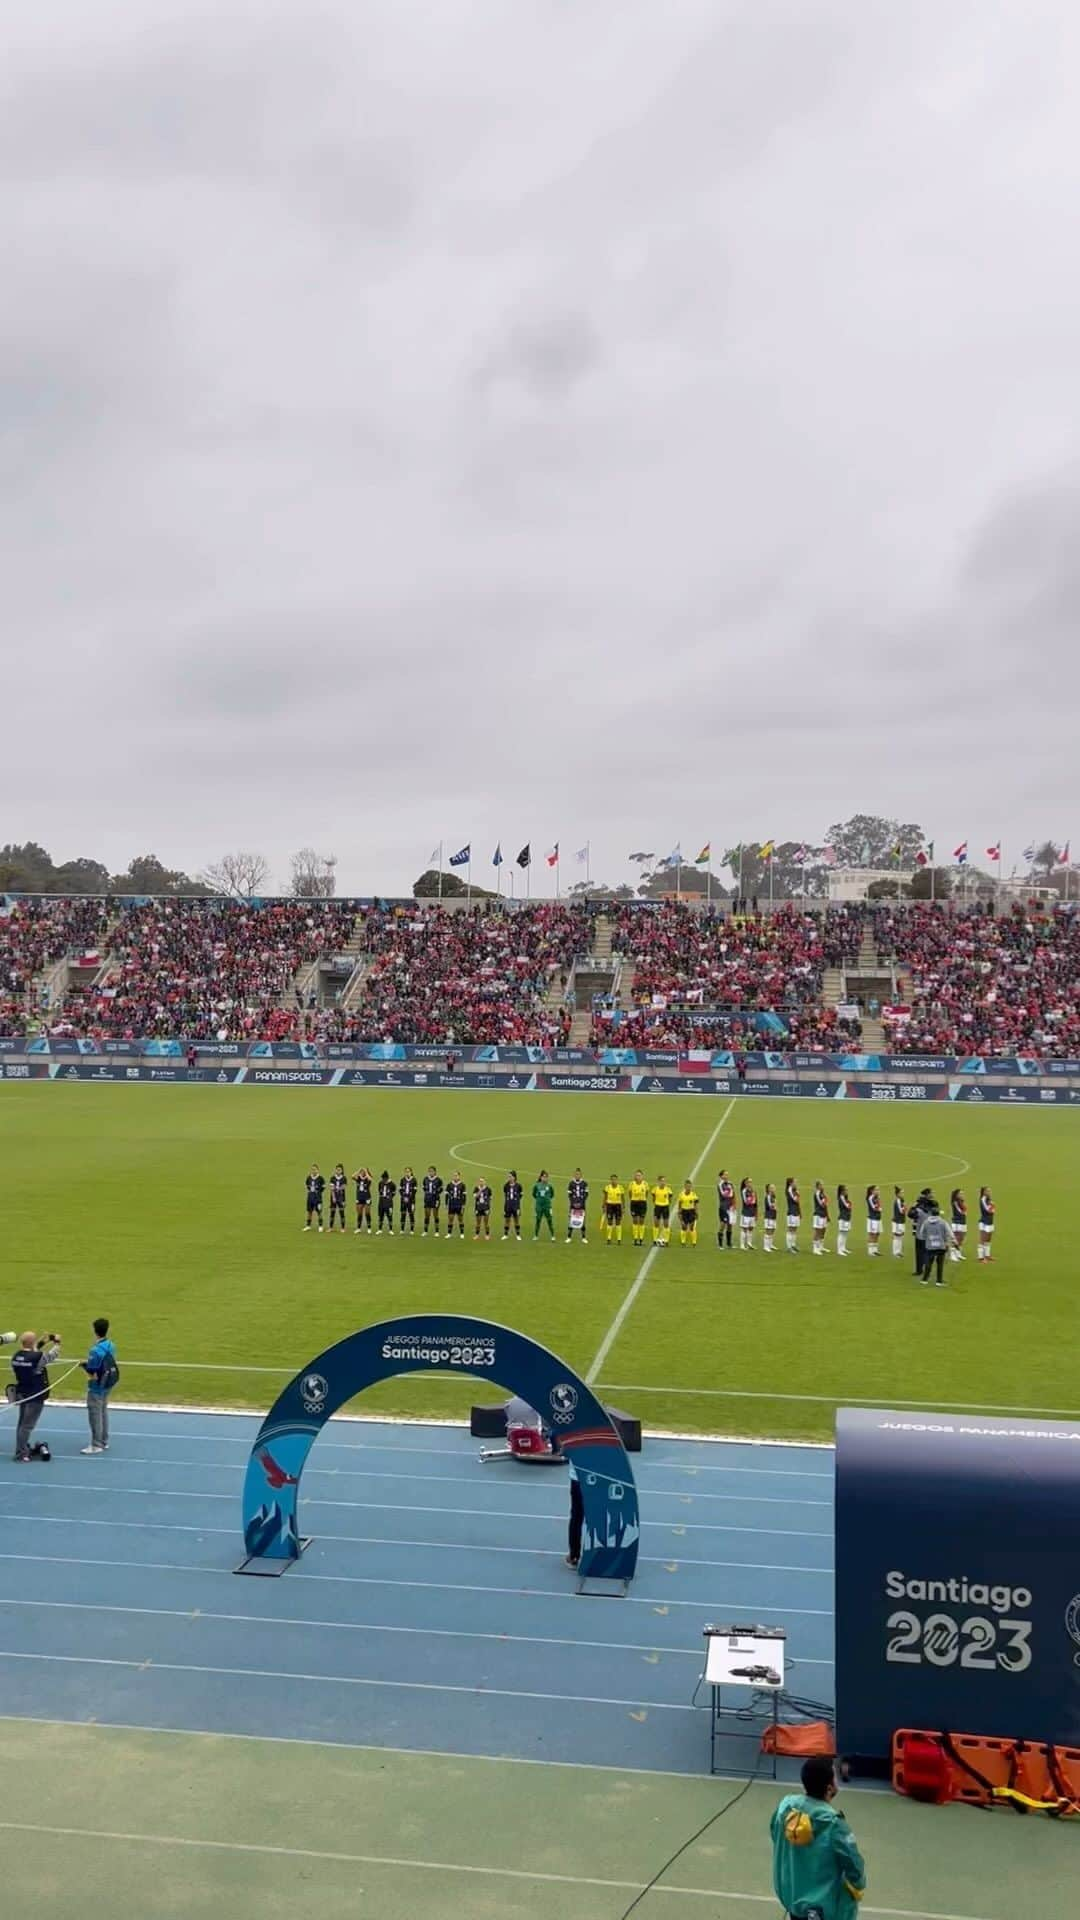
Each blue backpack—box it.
[96,1348,120,1392]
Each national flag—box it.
[449,844,470,867]
[695,843,710,865]
[1059,842,1071,864]
[658,845,681,869]
[759,839,775,861]
[952,841,968,865]
[891,840,903,861]
[427,845,441,868]
[985,843,1001,863]
[793,845,808,864]
[492,843,503,867]
[575,845,589,864]
[546,843,559,867]
[516,844,531,869]
[1022,843,1035,864]
[915,850,929,868]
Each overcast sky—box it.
[2,0,1078,894]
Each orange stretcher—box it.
[893,1728,1080,1815]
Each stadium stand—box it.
[0,898,111,1034]
[597,902,866,1049]
[54,899,358,1041]
[4,894,1078,1055]
[320,900,595,1045]
[878,902,1080,1058]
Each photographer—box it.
[10,1331,62,1463]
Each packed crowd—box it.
[4,893,1079,1058]
[590,1004,862,1051]
[58,900,358,1040]
[0,898,111,1034]
[316,901,595,1046]
[595,902,867,1048]
[878,902,1080,1057]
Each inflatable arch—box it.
[238,1314,639,1585]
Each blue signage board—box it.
[836,1407,1080,1765]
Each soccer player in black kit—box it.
[328,1164,347,1232]
[716,1170,735,1249]
[445,1175,467,1238]
[376,1171,396,1234]
[304,1165,325,1232]
[354,1166,372,1234]
[502,1171,523,1241]
[399,1167,418,1234]
[474,1179,492,1239]
[422,1167,443,1236]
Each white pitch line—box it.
[0,1820,998,1919]
[586,1100,736,1383]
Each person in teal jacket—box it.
[770,1758,867,1920]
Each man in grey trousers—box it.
[80,1317,118,1454]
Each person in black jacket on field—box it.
[907,1188,934,1279]
[10,1332,62,1462]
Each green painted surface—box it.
[0,1722,1073,1918]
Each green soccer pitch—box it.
[1,1082,1075,1441]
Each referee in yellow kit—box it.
[602,1174,625,1244]
[627,1169,649,1246]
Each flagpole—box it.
[706,850,712,911]
[586,841,591,889]
[737,844,744,908]
[467,854,471,908]
[556,851,560,901]
[438,841,443,903]
[768,849,774,910]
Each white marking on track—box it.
[0,1819,996,1916]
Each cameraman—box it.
[10,1331,62,1463]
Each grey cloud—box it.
[2,0,1079,890]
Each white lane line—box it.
[16,1472,827,1517]
[0,1820,995,1918]
[0,1506,830,1549]
[0,1548,835,1593]
[69,1453,831,1502]
[586,1100,736,1383]
[33,1423,834,1474]
[0,1647,703,1714]
[0,1594,777,1660]
[599,1383,1080,1415]
[0,1545,833,1614]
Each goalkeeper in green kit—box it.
[532,1170,556,1240]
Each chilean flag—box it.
[952,841,968,865]
[546,843,559,867]
[1060,842,1071,865]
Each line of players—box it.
[302,1164,997,1260]
[304,1164,571,1240]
